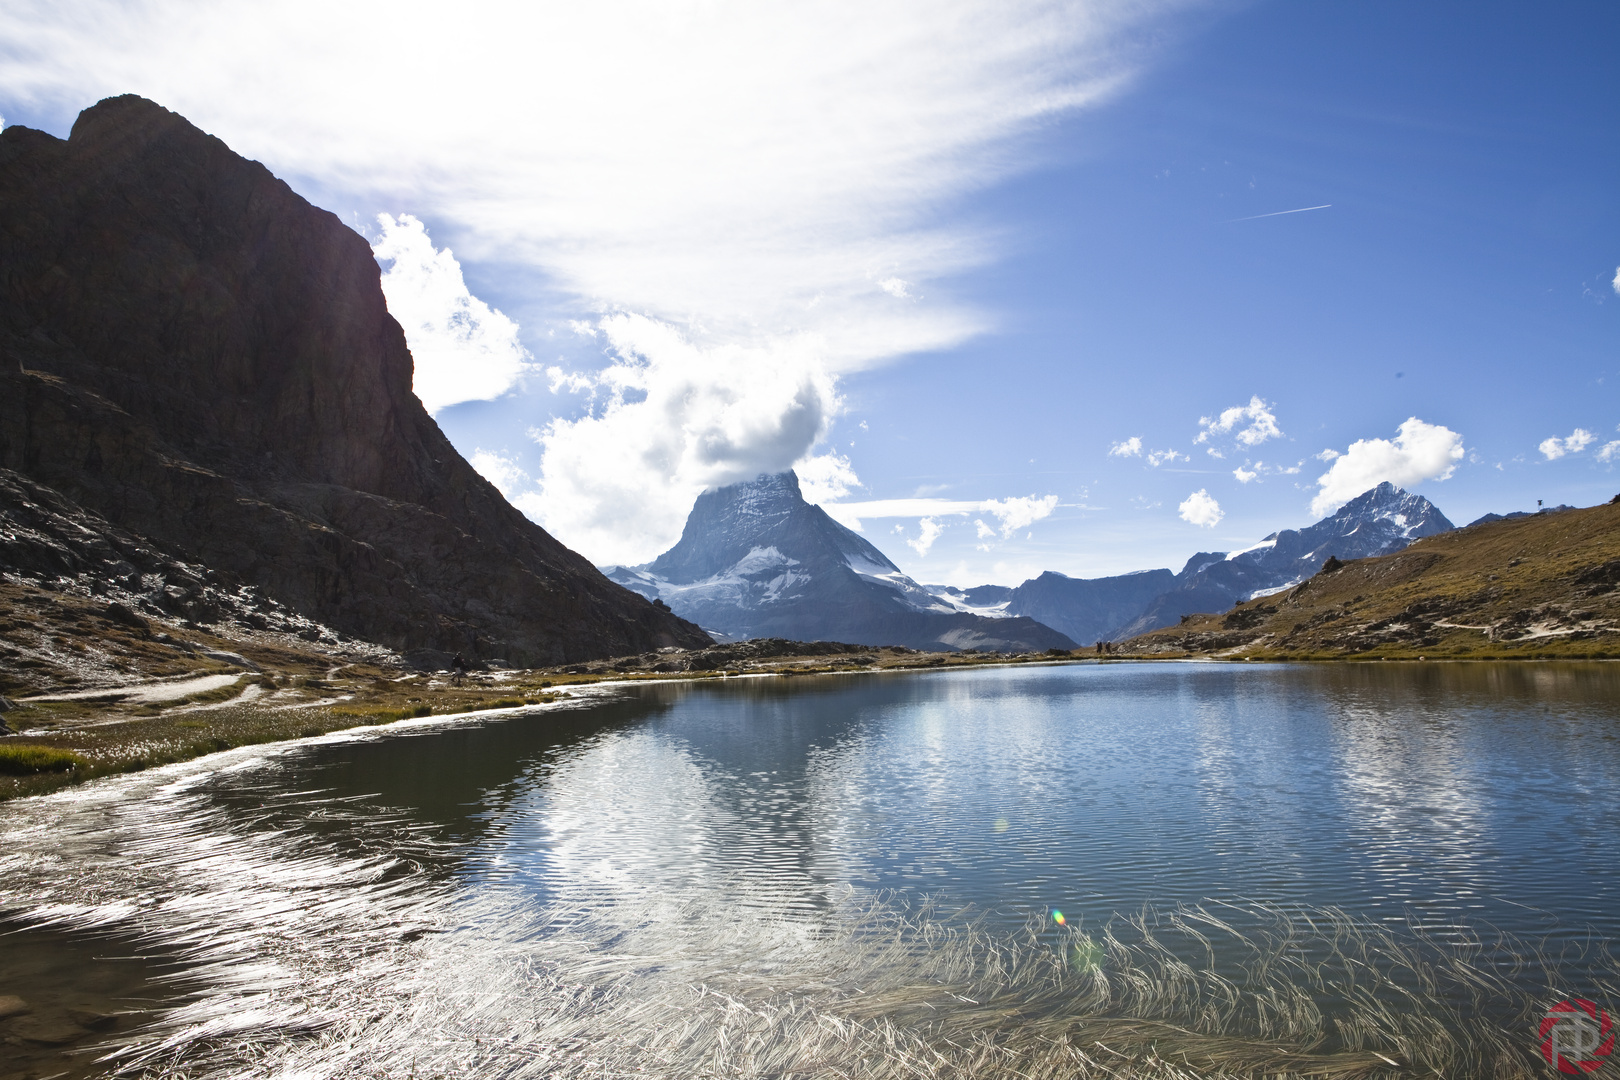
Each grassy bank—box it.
[1124,501,1620,660]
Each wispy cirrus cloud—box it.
[0,0,1190,561]
[823,494,1058,539]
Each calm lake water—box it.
[4,660,1620,1075]
[289,660,1620,937]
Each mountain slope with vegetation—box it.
[1124,500,1620,659]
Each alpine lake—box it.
[4,659,1620,1078]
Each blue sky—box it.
[2,0,1616,585]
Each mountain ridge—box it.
[1112,482,1454,637]
[928,483,1455,646]
[0,95,708,665]
[608,471,1076,652]
[1123,498,1620,658]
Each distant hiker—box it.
[451,653,469,686]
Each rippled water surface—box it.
[5,661,1620,1077]
[290,661,1620,936]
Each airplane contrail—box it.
[1228,203,1332,222]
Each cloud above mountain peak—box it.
[1311,418,1464,517]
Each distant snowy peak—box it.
[1326,481,1452,539]
[608,470,1077,651]
[1227,483,1452,574]
[646,471,898,585]
[967,484,1458,645]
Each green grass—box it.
[0,744,86,774]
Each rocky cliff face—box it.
[607,472,1076,652]
[0,95,709,665]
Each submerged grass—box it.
[1,731,1609,1079]
[96,891,1604,1080]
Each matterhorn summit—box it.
[605,472,1075,652]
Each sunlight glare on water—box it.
[2,661,1619,1077]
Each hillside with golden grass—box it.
[1123,499,1620,660]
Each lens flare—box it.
[1052,910,1066,925]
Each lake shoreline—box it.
[5,647,1616,803]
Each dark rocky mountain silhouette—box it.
[605,472,1076,652]
[0,95,708,666]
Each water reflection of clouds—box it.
[7,663,1620,1076]
[493,729,737,906]
[444,665,1620,941]
[1189,690,1311,889]
[467,680,887,920]
[1328,697,1498,930]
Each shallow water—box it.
[4,661,1619,1076]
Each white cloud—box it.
[1315,448,1341,462]
[1109,436,1143,458]
[469,449,529,498]
[975,519,996,539]
[1540,428,1597,460]
[0,0,1187,561]
[1196,395,1282,449]
[797,452,861,505]
[825,493,1057,539]
[1597,441,1620,463]
[1147,448,1187,466]
[1231,459,1297,483]
[907,517,945,556]
[545,365,596,395]
[1178,489,1223,528]
[1310,417,1465,517]
[981,494,1060,537]
[371,214,530,413]
[1613,266,1620,296]
[1,13,1164,367]
[529,315,839,565]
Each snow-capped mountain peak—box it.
[604,471,1075,651]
